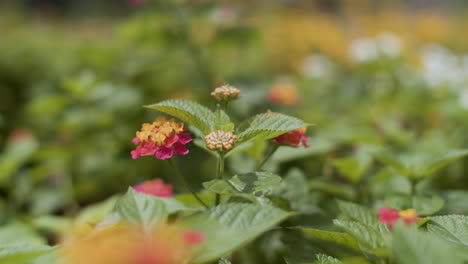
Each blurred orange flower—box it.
[268,82,299,106]
[62,224,203,264]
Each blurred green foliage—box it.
[0,1,468,263]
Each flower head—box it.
[378,207,420,228]
[131,117,192,160]
[62,224,203,264]
[133,179,173,198]
[210,85,241,102]
[398,209,420,225]
[272,127,310,148]
[268,82,299,106]
[205,130,237,151]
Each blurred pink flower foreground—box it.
[133,179,173,197]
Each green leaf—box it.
[218,258,232,264]
[0,224,45,247]
[333,219,388,255]
[332,152,372,183]
[373,149,468,179]
[212,109,234,131]
[203,171,281,196]
[203,179,239,195]
[427,215,468,247]
[392,224,464,264]
[114,188,186,229]
[422,150,468,176]
[75,195,119,227]
[146,99,215,134]
[182,203,291,263]
[295,228,361,252]
[237,112,310,144]
[315,254,342,264]
[0,245,53,264]
[230,171,282,194]
[336,200,378,227]
[384,194,444,215]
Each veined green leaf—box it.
[146,99,215,134]
[336,200,378,227]
[183,203,291,263]
[384,194,444,215]
[295,227,361,252]
[392,224,464,264]
[237,112,310,144]
[114,188,186,229]
[332,152,372,183]
[0,245,53,264]
[212,109,234,131]
[333,219,388,255]
[315,254,342,264]
[427,215,468,247]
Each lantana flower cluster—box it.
[205,130,238,151]
[62,224,204,264]
[210,85,241,102]
[133,179,173,198]
[131,117,192,160]
[378,207,420,228]
[272,127,310,148]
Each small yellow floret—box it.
[398,208,417,218]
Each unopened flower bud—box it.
[205,130,238,151]
[210,85,240,102]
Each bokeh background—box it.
[1,0,468,224]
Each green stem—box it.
[257,144,280,170]
[215,153,225,206]
[167,159,209,209]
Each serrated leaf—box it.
[332,152,372,183]
[212,109,234,131]
[203,171,281,196]
[114,188,186,229]
[0,245,53,264]
[0,224,45,247]
[237,112,310,144]
[336,200,378,227]
[218,258,232,264]
[315,254,342,264]
[373,149,468,179]
[333,219,388,255]
[295,228,361,252]
[230,171,282,194]
[392,224,464,264]
[384,194,444,215]
[146,99,215,134]
[182,203,291,263]
[427,215,468,247]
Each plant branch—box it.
[167,159,209,209]
[257,144,280,170]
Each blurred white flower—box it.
[348,32,402,63]
[376,32,402,57]
[349,37,378,62]
[301,54,334,78]
[420,44,467,88]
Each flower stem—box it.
[257,144,280,170]
[215,153,225,206]
[167,159,209,209]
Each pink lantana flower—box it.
[272,127,310,148]
[131,117,192,160]
[133,179,173,197]
[378,207,420,228]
